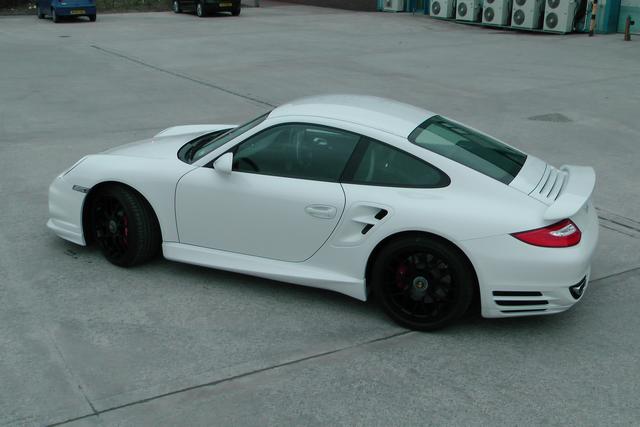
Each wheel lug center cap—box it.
[413,276,429,290]
[108,220,117,234]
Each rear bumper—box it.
[461,200,599,318]
[53,5,96,16]
[203,0,239,11]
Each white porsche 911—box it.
[48,95,598,330]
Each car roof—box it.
[268,95,436,138]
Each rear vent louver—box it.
[530,165,567,205]
[492,290,549,313]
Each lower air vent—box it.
[500,309,547,313]
[493,291,542,297]
[496,300,549,306]
[493,290,549,312]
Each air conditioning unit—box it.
[456,0,482,21]
[482,0,512,25]
[383,0,405,12]
[511,0,544,29]
[431,0,457,18]
[543,0,578,32]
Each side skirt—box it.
[162,242,367,301]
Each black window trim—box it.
[340,137,451,189]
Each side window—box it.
[346,138,449,188]
[232,124,360,182]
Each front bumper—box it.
[47,175,87,246]
[461,200,599,318]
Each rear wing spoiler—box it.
[543,165,596,221]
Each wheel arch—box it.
[81,181,162,245]
[364,231,480,306]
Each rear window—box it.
[408,116,527,184]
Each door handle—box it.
[305,205,337,219]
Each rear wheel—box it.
[172,0,181,13]
[196,1,206,17]
[371,235,474,331]
[91,185,160,267]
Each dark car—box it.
[172,0,241,17]
[37,0,97,22]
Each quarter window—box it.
[232,124,360,182]
[409,116,526,184]
[344,138,449,188]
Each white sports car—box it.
[48,95,598,330]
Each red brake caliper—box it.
[395,262,409,290]
[123,215,128,245]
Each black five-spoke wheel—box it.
[372,235,474,331]
[91,185,160,267]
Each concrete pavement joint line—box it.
[90,45,275,108]
[48,333,99,417]
[590,265,640,284]
[46,330,413,427]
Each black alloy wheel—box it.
[91,185,160,267]
[371,235,474,331]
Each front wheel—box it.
[37,7,45,18]
[371,235,475,331]
[91,185,161,267]
[231,6,240,16]
[89,14,96,21]
[195,1,206,17]
[172,0,181,13]
[52,8,60,23]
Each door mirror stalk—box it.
[213,152,233,174]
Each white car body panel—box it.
[175,169,346,262]
[47,95,599,319]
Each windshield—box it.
[408,116,527,185]
[186,112,270,163]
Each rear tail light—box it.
[511,219,581,248]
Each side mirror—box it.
[213,152,233,174]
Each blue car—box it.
[36,0,97,23]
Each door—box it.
[175,123,361,262]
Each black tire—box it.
[231,6,240,16]
[371,235,474,331]
[37,8,45,18]
[89,14,96,21]
[91,185,161,267]
[195,1,207,17]
[172,0,182,13]
[52,8,60,23]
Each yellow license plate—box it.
[219,2,232,6]
[70,9,85,14]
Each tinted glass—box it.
[189,113,269,163]
[409,116,526,184]
[347,138,448,188]
[233,124,360,182]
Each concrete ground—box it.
[1,3,640,426]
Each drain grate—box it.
[527,113,572,123]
